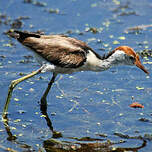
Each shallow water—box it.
[0,0,152,151]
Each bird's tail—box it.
[7,29,41,42]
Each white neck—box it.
[85,50,126,72]
[101,50,127,70]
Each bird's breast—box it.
[84,50,103,71]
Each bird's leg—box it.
[3,69,42,118]
[40,73,57,110]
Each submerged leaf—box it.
[136,86,144,90]
[113,40,120,44]
[118,36,125,40]
[14,98,19,101]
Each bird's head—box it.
[112,46,149,74]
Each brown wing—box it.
[22,35,90,68]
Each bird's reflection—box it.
[2,98,62,151]
[2,103,147,152]
[2,114,32,151]
[40,100,63,138]
[2,115,17,141]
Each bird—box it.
[3,30,149,116]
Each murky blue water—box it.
[0,0,152,151]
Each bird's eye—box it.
[129,56,135,64]
[129,56,134,60]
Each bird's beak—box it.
[135,55,149,74]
